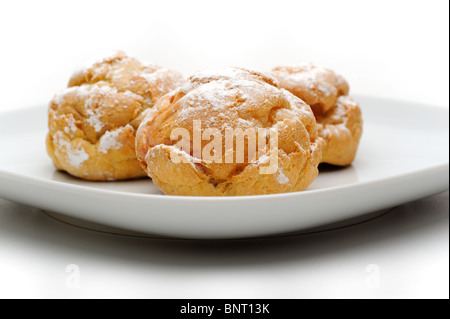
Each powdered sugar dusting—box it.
[54,84,118,106]
[187,81,237,108]
[61,82,119,100]
[277,171,290,184]
[123,90,141,99]
[290,72,316,89]
[99,126,129,153]
[54,85,128,133]
[177,70,282,123]
[86,109,104,132]
[318,98,358,139]
[141,69,184,94]
[273,63,343,99]
[291,64,328,87]
[191,67,249,82]
[64,117,78,134]
[54,132,89,168]
[110,67,130,83]
[318,83,333,97]
[176,82,240,123]
[53,87,78,105]
[320,124,348,139]
[338,95,358,108]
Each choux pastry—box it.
[136,67,324,196]
[47,51,185,180]
[271,64,362,166]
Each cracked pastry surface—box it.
[46,52,185,181]
[316,96,363,166]
[271,64,362,166]
[136,67,324,196]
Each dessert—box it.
[271,64,363,166]
[136,67,323,196]
[46,52,185,180]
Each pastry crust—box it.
[271,64,362,166]
[136,67,324,196]
[47,52,185,180]
[316,96,363,166]
[271,64,349,114]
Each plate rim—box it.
[0,160,448,202]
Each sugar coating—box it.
[54,132,89,168]
[47,51,185,181]
[64,117,78,134]
[277,171,290,184]
[98,126,131,154]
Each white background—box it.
[0,0,448,112]
[0,0,448,299]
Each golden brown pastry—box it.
[316,96,363,166]
[271,64,362,166]
[47,51,185,181]
[136,67,324,196]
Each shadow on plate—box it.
[318,163,352,173]
[0,192,447,269]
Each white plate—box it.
[0,96,448,239]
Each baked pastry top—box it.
[271,64,350,115]
[136,67,324,196]
[271,64,362,166]
[46,51,185,181]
